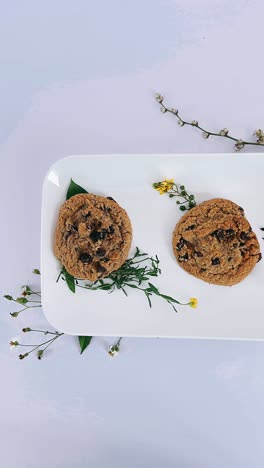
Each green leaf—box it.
[147,283,160,294]
[159,293,180,304]
[66,179,88,200]
[78,336,93,354]
[61,268,76,293]
[32,268,41,275]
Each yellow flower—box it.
[153,178,174,195]
[189,297,198,308]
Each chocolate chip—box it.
[103,257,109,262]
[201,268,206,272]
[186,224,195,231]
[97,263,107,273]
[107,196,116,202]
[239,242,245,247]
[96,248,106,258]
[239,206,244,213]
[260,227,264,231]
[90,230,101,242]
[228,257,232,262]
[90,230,107,242]
[240,232,248,240]
[213,229,225,241]
[71,225,78,231]
[82,211,91,218]
[225,229,235,238]
[195,251,203,257]
[103,205,111,213]
[179,253,189,262]
[176,238,185,251]
[108,225,115,234]
[79,253,93,264]
[257,253,262,262]
[212,258,220,265]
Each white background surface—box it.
[1,1,264,467]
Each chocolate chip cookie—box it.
[172,198,261,286]
[54,193,132,281]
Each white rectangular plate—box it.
[41,154,264,339]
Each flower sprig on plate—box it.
[155,93,264,152]
[58,246,197,313]
[153,178,196,211]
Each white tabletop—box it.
[1,1,264,467]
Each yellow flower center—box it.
[153,178,174,195]
[189,298,198,308]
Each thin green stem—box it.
[29,329,61,335]
[19,334,63,355]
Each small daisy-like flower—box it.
[155,93,164,103]
[191,120,198,126]
[219,128,229,136]
[153,179,175,195]
[19,353,29,360]
[9,337,20,350]
[171,108,178,115]
[4,295,13,301]
[189,298,198,308]
[202,132,209,139]
[160,107,167,113]
[37,350,44,360]
[108,345,119,357]
[10,312,19,318]
[178,119,184,127]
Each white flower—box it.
[202,132,209,139]
[9,337,20,351]
[253,129,264,138]
[178,119,184,127]
[234,139,244,152]
[219,128,229,136]
[253,129,264,144]
[171,108,178,115]
[160,107,167,113]
[155,93,164,103]
[191,120,198,126]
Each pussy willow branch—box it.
[155,94,264,151]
